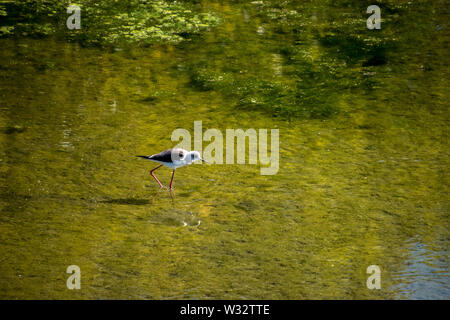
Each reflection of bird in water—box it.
[137,148,207,190]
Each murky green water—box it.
[0,1,448,299]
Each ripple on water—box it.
[392,239,450,299]
[148,208,201,228]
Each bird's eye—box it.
[179,152,183,157]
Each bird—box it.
[137,148,207,190]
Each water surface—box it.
[0,1,448,299]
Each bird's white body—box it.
[148,157,190,169]
[148,159,182,169]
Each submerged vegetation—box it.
[181,0,443,119]
[0,0,447,120]
[0,0,221,44]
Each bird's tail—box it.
[136,155,152,160]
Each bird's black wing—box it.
[137,148,185,163]
[148,149,174,163]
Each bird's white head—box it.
[188,151,208,163]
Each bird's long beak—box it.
[201,159,209,164]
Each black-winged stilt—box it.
[137,148,207,190]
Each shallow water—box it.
[0,1,448,299]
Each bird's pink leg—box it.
[150,165,164,188]
[169,170,175,190]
